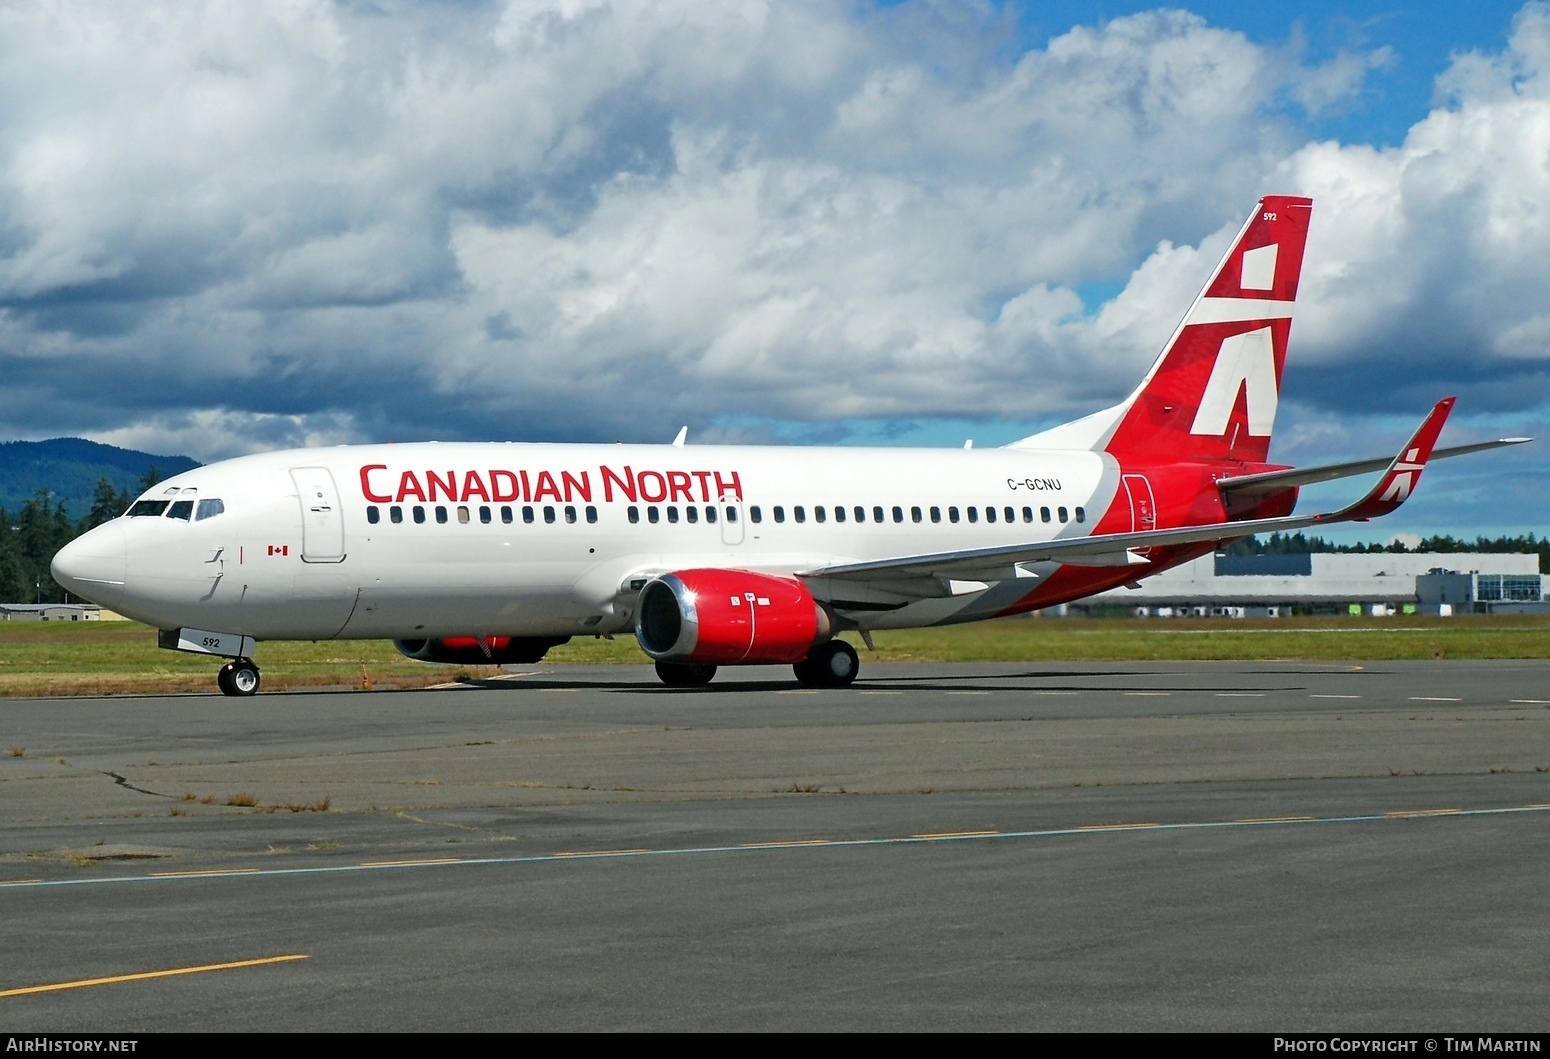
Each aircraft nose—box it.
[51,523,127,603]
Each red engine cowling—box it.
[393,636,570,665]
[635,569,831,665]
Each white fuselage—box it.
[58,441,1120,641]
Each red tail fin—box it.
[1101,196,1313,464]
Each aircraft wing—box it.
[801,398,1459,584]
[1216,438,1531,496]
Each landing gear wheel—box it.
[793,640,859,688]
[217,659,261,697]
[654,660,717,687]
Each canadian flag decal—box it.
[267,544,290,557]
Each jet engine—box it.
[635,569,832,665]
[392,635,570,665]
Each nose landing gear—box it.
[217,659,261,697]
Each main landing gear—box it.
[793,640,859,688]
[651,641,861,688]
[217,658,261,697]
[654,661,717,687]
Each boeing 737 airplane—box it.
[52,196,1528,694]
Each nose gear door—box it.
[290,467,347,563]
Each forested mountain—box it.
[0,438,199,517]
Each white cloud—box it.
[0,0,1538,523]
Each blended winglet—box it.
[1319,397,1454,522]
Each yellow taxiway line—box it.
[1,954,309,998]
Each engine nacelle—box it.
[392,635,570,665]
[635,569,831,665]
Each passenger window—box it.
[705,506,717,524]
[814,506,826,523]
[564,505,577,524]
[892,506,903,523]
[1041,507,1051,523]
[750,506,762,523]
[391,506,403,524]
[1004,506,1015,523]
[367,507,380,525]
[773,506,785,523]
[523,506,535,524]
[725,506,738,523]
[686,506,698,524]
[1058,506,1069,523]
[628,506,640,524]
[413,506,426,524]
[501,506,513,524]
[854,506,865,522]
[930,506,941,523]
[544,506,556,524]
[985,506,997,524]
[1075,506,1086,523]
[479,506,491,524]
[967,507,979,523]
[457,506,470,524]
[911,506,922,523]
[794,506,806,524]
[166,500,194,521]
[435,506,448,524]
[195,499,225,521]
[949,506,960,523]
[1023,506,1033,523]
[648,506,660,524]
[834,506,846,523]
[667,506,679,523]
[127,500,170,517]
[586,506,598,524]
[873,506,884,523]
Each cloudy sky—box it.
[1,0,1547,537]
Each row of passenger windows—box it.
[741,504,1084,525]
[367,504,598,525]
[365,503,1085,527]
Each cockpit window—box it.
[195,498,225,521]
[166,500,194,521]
[127,500,170,517]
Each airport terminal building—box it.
[1073,552,1547,617]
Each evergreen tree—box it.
[16,490,75,603]
[80,477,130,532]
[138,465,163,492]
[0,507,28,603]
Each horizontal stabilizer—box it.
[1218,437,1532,496]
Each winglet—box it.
[1319,397,1455,523]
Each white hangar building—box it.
[1074,552,1546,616]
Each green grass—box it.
[0,614,1547,696]
[854,614,1550,662]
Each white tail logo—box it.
[1190,326,1278,437]
[1378,451,1425,503]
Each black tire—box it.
[654,660,717,687]
[219,660,261,697]
[793,640,859,687]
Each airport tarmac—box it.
[2,660,1549,1031]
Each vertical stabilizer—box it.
[1012,196,1312,463]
